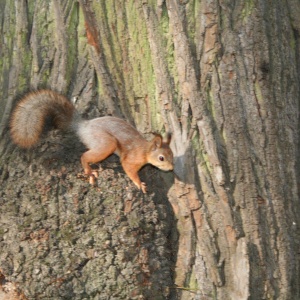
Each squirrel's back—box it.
[77,117,145,152]
[10,90,75,148]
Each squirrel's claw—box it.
[91,170,99,178]
[88,170,98,185]
[89,174,97,185]
[141,182,147,194]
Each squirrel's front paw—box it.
[88,170,99,185]
[141,182,147,194]
[91,170,98,178]
[89,174,97,185]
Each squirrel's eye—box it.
[159,155,165,161]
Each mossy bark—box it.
[1,0,300,299]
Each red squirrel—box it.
[10,90,173,193]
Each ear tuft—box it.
[151,133,163,150]
[165,132,172,145]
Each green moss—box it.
[102,195,117,205]
[0,1,15,104]
[125,0,156,104]
[77,6,90,91]
[28,3,54,87]
[157,5,179,108]
[11,11,33,92]
[0,227,5,239]
[241,0,254,21]
[290,34,296,51]
[92,0,158,125]
[254,80,263,105]
[104,1,123,78]
[84,1,179,132]
[59,223,76,243]
[187,268,198,290]
[78,8,87,48]
[91,1,122,100]
[206,88,216,120]
[26,1,35,25]
[19,216,34,230]
[221,127,227,143]
[64,3,79,89]
[186,0,198,43]
[191,132,213,178]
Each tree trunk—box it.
[0,0,299,299]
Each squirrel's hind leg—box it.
[80,138,117,185]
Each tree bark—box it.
[0,0,300,299]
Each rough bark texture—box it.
[0,0,300,299]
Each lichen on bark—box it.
[1,0,300,299]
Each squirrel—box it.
[10,90,173,193]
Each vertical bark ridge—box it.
[79,0,121,117]
[0,1,299,299]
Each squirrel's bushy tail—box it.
[10,90,76,148]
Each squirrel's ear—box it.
[165,132,172,145]
[150,134,163,150]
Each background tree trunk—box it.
[1,0,300,299]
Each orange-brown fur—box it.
[10,90,173,193]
